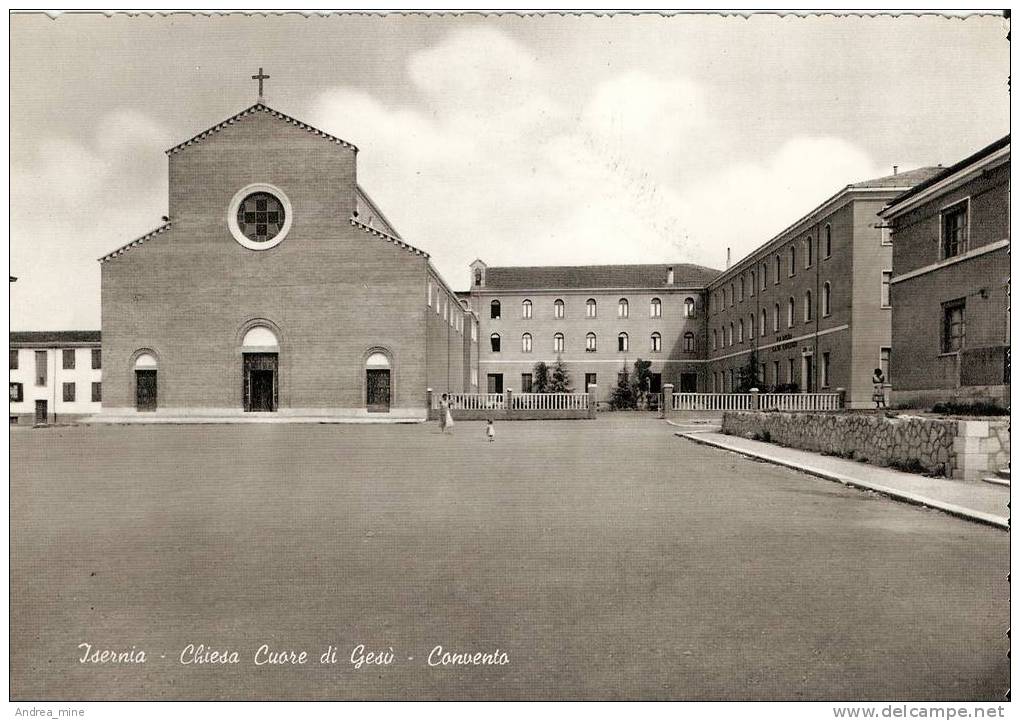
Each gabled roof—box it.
[480,263,721,291]
[11,330,101,345]
[349,217,429,258]
[99,222,173,263]
[165,103,358,156]
[882,135,1010,215]
[847,166,943,190]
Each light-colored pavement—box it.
[676,429,1009,529]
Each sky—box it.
[9,11,1010,330]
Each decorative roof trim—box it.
[165,103,359,156]
[99,223,173,263]
[349,217,429,258]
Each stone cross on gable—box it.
[251,67,270,100]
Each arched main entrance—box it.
[365,351,391,413]
[134,352,158,412]
[242,326,279,412]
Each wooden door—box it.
[136,370,157,412]
[244,353,278,412]
[366,369,391,412]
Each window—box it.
[586,333,597,352]
[821,352,830,388]
[471,368,478,387]
[728,369,735,392]
[9,382,22,402]
[617,333,629,352]
[787,297,795,328]
[749,313,756,340]
[9,349,17,370]
[942,299,966,353]
[586,298,597,318]
[474,269,482,287]
[773,303,780,332]
[652,332,662,352]
[553,333,564,353]
[490,333,501,353]
[822,282,831,317]
[62,382,75,402]
[427,281,433,306]
[683,332,695,352]
[760,308,767,336]
[490,300,501,319]
[554,299,565,319]
[522,333,533,353]
[35,350,46,386]
[728,323,733,346]
[684,297,695,318]
[92,349,102,369]
[650,298,661,318]
[761,263,767,290]
[941,201,969,258]
[739,277,745,302]
[804,290,813,322]
[773,360,781,385]
[443,300,448,321]
[880,347,891,383]
[618,298,629,318]
[62,349,75,370]
[729,284,735,307]
[235,191,286,244]
[738,319,744,343]
[824,225,832,258]
[522,299,532,319]
[881,271,891,308]
[91,381,102,403]
[471,321,477,343]
[584,373,597,393]
[774,256,781,283]
[881,225,892,246]
[712,329,718,351]
[749,271,755,297]
[788,246,796,276]
[805,236,813,268]
[788,358,797,386]
[521,373,534,393]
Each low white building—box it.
[10,331,102,425]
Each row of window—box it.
[9,381,101,403]
[488,331,695,354]
[711,286,833,350]
[427,282,474,338]
[10,348,102,371]
[708,224,867,315]
[489,297,688,320]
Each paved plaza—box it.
[10,416,1009,700]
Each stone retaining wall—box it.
[721,411,1010,481]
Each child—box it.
[486,419,495,442]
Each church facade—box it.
[99,103,477,419]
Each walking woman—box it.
[439,393,455,433]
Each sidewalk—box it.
[674,428,1009,530]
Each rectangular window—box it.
[471,368,478,388]
[806,238,813,268]
[91,349,102,370]
[585,373,597,393]
[521,373,533,393]
[788,358,797,387]
[881,271,891,308]
[62,382,75,402]
[91,381,102,403]
[35,350,47,386]
[773,360,781,385]
[880,226,892,246]
[821,352,831,388]
[942,299,966,353]
[427,282,433,306]
[941,201,968,258]
[9,349,17,370]
[880,347,891,383]
[490,302,499,319]
[761,264,767,290]
[9,382,23,402]
[62,349,75,370]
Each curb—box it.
[675,431,1009,531]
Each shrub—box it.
[930,400,1008,417]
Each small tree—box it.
[609,368,636,409]
[548,357,573,393]
[632,359,653,408]
[533,361,551,393]
[736,349,762,392]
